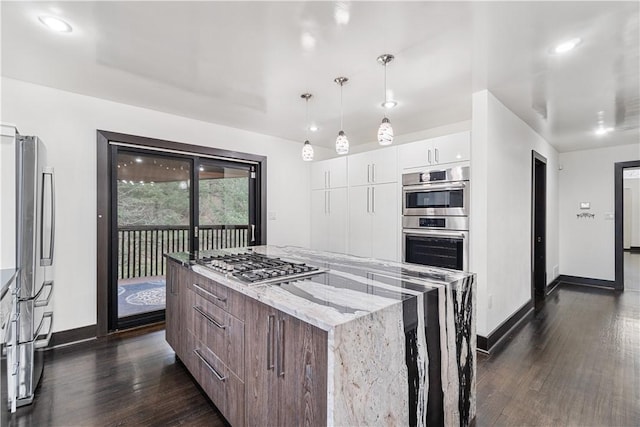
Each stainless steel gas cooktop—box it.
[197,251,326,285]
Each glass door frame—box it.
[97,130,266,335]
[110,146,196,330]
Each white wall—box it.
[470,90,559,337]
[559,144,640,280]
[624,176,640,247]
[1,77,313,333]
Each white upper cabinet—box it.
[348,146,397,187]
[398,131,470,170]
[310,157,348,190]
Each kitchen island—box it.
[165,246,475,427]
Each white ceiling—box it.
[1,1,638,153]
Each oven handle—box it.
[403,181,467,191]
[403,229,467,239]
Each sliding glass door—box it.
[108,146,261,331]
[197,160,256,251]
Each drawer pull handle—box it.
[193,305,227,330]
[193,283,227,303]
[193,349,226,382]
[267,315,275,371]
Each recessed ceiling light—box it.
[553,38,581,54]
[594,126,614,136]
[38,15,72,33]
[309,125,318,132]
[382,100,397,109]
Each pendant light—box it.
[334,77,349,155]
[300,93,314,161]
[377,54,395,146]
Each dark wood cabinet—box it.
[245,298,327,427]
[166,262,327,427]
[165,260,182,356]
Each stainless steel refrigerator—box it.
[6,135,55,410]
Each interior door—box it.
[533,154,547,301]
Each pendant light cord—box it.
[340,84,344,130]
[383,63,388,118]
[305,97,309,140]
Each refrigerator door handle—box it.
[33,312,53,349]
[40,167,55,266]
[34,281,54,308]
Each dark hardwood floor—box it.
[477,283,640,426]
[10,283,640,426]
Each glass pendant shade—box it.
[302,140,314,161]
[335,130,349,155]
[378,117,394,145]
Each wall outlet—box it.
[488,294,493,309]
[268,211,277,220]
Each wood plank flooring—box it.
[10,283,640,426]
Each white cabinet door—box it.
[370,183,399,261]
[368,146,397,184]
[310,162,327,190]
[327,188,348,253]
[348,186,373,258]
[347,152,371,187]
[310,190,329,251]
[398,131,470,170]
[327,157,348,188]
[310,157,348,190]
[398,140,430,170]
[348,146,397,187]
[432,131,470,165]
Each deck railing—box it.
[117,224,249,280]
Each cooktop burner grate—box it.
[197,251,325,285]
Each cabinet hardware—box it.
[324,191,328,214]
[367,187,370,213]
[367,164,371,183]
[428,149,432,164]
[328,191,331,214]
[251,224,256,242]
[435,148,439,163]
[194,349,227,382]
[277,318,285,377]
[328,171,331,188]
[193,305,227,329]
[324,171,327,188]
[372,163,376,183]
[267,314,275,370]
[194,225,199,238]
[372,187,375,213]
[193,283,227,303]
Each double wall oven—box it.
[402,166,469,271]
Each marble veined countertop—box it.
[166,245,473,331]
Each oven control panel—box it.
[419,218,446,228]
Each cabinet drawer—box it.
[190,273,245,320]
[186,333,245,427]
[188,286,245,380]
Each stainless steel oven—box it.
[402,166,469,216]
[402,216,469,271]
